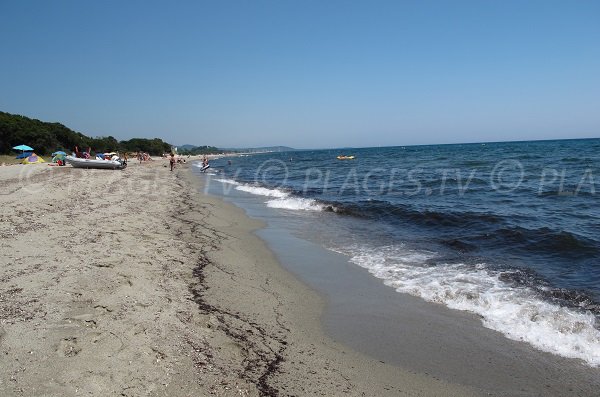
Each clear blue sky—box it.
[1,0,599,149]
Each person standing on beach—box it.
[170,153,176,171]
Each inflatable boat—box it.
[66,155,127,170]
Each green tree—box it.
[0,111,174,156]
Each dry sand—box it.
[0,160,480,396]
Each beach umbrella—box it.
[52,153,66,163]
[13,144,34,152]
[52,151,67,156]
[15,151,33,160]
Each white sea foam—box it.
[214,178,240,185]
[340,244,600,367]
[235,185,288,198]
[214,179,323,211]
[266,197,323,211]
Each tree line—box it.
[177,145,221,155]
[0,111,174,156]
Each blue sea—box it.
[195,138,600,366]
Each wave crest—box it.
[342,244,600,366]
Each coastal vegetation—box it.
[0,111,173,155]
[176,144,222,155]
[176,145,294,155]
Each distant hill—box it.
[220,146,296,153]
[175,144,296,155]
[177,144,198,151]
[175,145,222,155]
[0,111,172,155]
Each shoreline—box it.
[179,166,482,395]
[198,162,600,396]
[0,161,478,396]
[2,161,597,395]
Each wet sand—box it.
[0,161,479,396]
[257,225,600,396]
[204,175,600,397]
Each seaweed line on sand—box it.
[172,175,288,397]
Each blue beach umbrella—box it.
[13,144,34,152]
[52,151,67,156]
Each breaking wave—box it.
[338,244,600,366]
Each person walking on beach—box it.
[170,153,176,171]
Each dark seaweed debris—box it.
[174,182,287,396]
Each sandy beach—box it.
[3,159,599,396]
[0,160,481,396]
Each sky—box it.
[1,0,599,149]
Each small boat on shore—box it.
[337,155,355,160]
[66,155,126,170]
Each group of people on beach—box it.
[137,152,152,163]
[168,153,191,171]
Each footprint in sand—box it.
[58,337,81,357]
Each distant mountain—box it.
[220,146,296,153]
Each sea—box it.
[194,138,600,367]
